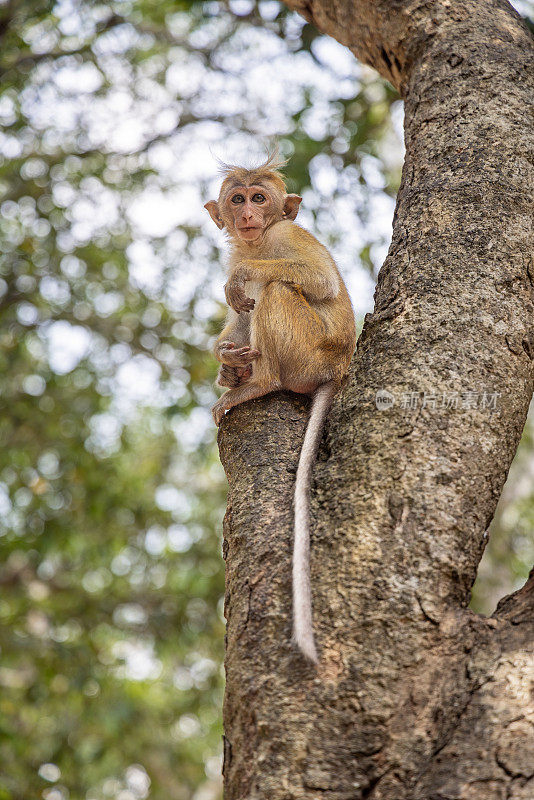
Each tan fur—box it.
[205,156,357,662]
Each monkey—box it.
[204,152,357,663]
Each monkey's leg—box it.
[214,309,256,365]
[212,381,277,426]
[250,282,329,393]
[213,285,283,424]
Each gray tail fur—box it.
[292,381,336,663]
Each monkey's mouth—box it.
[237,226,262,240]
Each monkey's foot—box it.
[212,382,274,426]
[217,363,252,388]
[212,398,228,426]
[217,365,239,388]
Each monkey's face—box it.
[223,184,278,243]
[204,177,302,244]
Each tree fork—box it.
[218,2,534,798]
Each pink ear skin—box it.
[204,200,224,229]
[282,194,302,221]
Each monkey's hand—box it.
[224,277,255,314]
[218,341,260,367]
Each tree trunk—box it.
[218,2,534,798]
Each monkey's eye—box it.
[231,194,245,204]
[252,193,266,203]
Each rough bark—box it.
[218,2,534,798]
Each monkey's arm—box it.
[226,259,339,313]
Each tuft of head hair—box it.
[217,147,287,176]
[217,147,287,197]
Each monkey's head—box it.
[204,152,302,245]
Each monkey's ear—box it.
[204,200,224,229]
[282,194,302,221]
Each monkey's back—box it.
[274,222,357,369]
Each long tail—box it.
[293,381,336,663]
